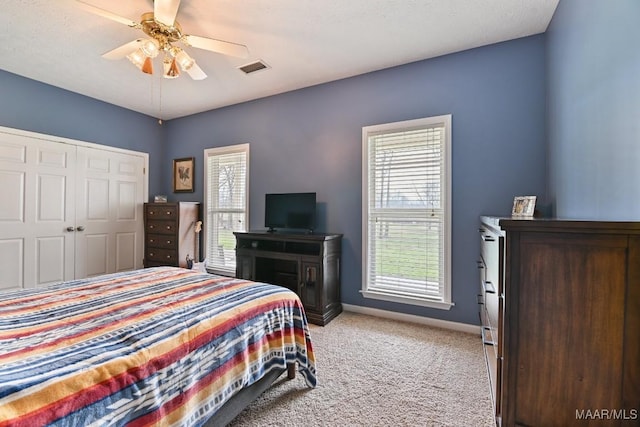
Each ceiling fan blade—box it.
[186,62,207,80]
[75,1,138,27]
[154,0,181,27]
[183,35,250,58]
[102,39,144,60]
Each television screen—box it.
[265,192,316,232]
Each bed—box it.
[0,267,316,426]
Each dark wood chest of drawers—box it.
[143,202,199,268]
[479,216,640,426]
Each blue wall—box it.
[0,70,166,197]
[164,35,547,325]
[4,0,637,325]
[0,35,548,326]
[546,0,640,219]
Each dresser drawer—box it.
[146,233,175,249]
[485,291,503,357]
[145,205,177,219]
[481,233,502,295]
[146,221,176,235]
[144,260,174,268]
[477,257,486,293]
[145,248,179,264]
[479,302,490,329]
[482,343,502,418]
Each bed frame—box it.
[203,363,296,426]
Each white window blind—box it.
[362,115,452,309]
[204,144,249,275]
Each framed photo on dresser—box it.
[511,195,536,217]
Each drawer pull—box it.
[481,326,496,346]
[149,211,154,215]
[483,280,496,294]
[166,226,171,230]
[149,225,154,229]
[149,252,154,257]
[166,240,172,244]
[149,239,154,243]
[166,255,172,259]
[477,260,484,269]
[166,211,172,215]
[482,235,495,242]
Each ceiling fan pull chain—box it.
[158,75,163,125]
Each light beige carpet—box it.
[229,311,495,426]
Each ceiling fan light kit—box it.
[76,0,251,81]
[164,58,180,79]
[141,57,154,75]
[174,49,195,71]
[140,38,160,58]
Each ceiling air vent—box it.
[238,60,269,75]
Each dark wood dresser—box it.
[234,231,342,325]
[479,216,640,426]
[143,202,199,268]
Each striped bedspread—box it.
[0,267,316,426]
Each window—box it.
[362,115,452,309]
[204,144,249,276]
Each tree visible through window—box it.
[204,144,249,275]
[362,115,452,309]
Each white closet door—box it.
[0,126,148,292]
[0,132,76,292]
[75,146,145,278]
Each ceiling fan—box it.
[76,0,250,80]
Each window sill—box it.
[361,289,454,310]
[205,266,235,277]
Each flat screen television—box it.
[265,192,316,232]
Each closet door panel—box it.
[116,232,136,271]
[0,137,29,291]
[85,233,108,276]
[111,153,144,272]
[0,171,25,223]
[75,147,145,279]
[32,143,76,287]
[35,236,66,284]
[114,180,138,271]
[0,238,24,291]
[0,132,75,291]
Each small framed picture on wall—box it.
[512,195,536,218]
[173,157,195,193]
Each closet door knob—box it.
[76,226,85,232]
[66,226,75,232]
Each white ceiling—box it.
[0,0,559,120]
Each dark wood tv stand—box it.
[233,231,342,325]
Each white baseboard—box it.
[342,303,481,335]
